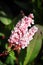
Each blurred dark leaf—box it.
[0,61,5,65]
[37,0,41,9]
[0,11,6,16]
[14,1,28,10]
[41,56,43,60]
[18,48,27,65]
[32,0,35,3]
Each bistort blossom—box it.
[8,13,38,50]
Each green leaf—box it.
[5,43,11,52]
[23,30,42,65]
[0,11,6,16]
[0,61,5,65]
[32,0,35,3]
[18,25,42,65]
[37,0,41,9]
[41,56,43,60]
[5,23,14,30]
[0,33,5,36]
[36,25,43,39]
[0,17,12,25]
[5,56,14,65]
[5,50,16,65]
[18,49,27,65]
[9,50,16,60]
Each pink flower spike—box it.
[8,13,38,50]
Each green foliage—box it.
[36,25,43,39]
[0,11,12,25]
[0,17,12,25]
[5,43,11,52]
[0,33,5,37]
[5,50,16,65]
[0,61,5,65]
[18,48,27,65]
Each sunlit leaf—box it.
[0,17,12,25]
[9,50,16,60]
[0,33,5,36]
